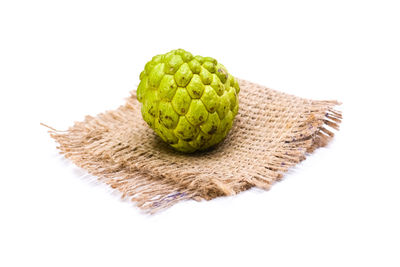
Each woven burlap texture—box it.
[47,79,341,213]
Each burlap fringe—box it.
[44,79,342,213]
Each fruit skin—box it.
[137,49,240,153]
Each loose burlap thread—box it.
[46,79,342,213]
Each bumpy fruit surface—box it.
[137,49,240,153]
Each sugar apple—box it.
[137,49,240,153]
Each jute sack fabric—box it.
[46,79,342,213]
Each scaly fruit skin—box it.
[137,49,240,153]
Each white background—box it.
[1,1,399,266]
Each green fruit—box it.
[137,49,240,153]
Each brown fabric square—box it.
[46,79,341,213]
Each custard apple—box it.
[137,49,240,153]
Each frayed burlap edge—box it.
[44,79,342,213]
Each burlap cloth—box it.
[46,79,341,213]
